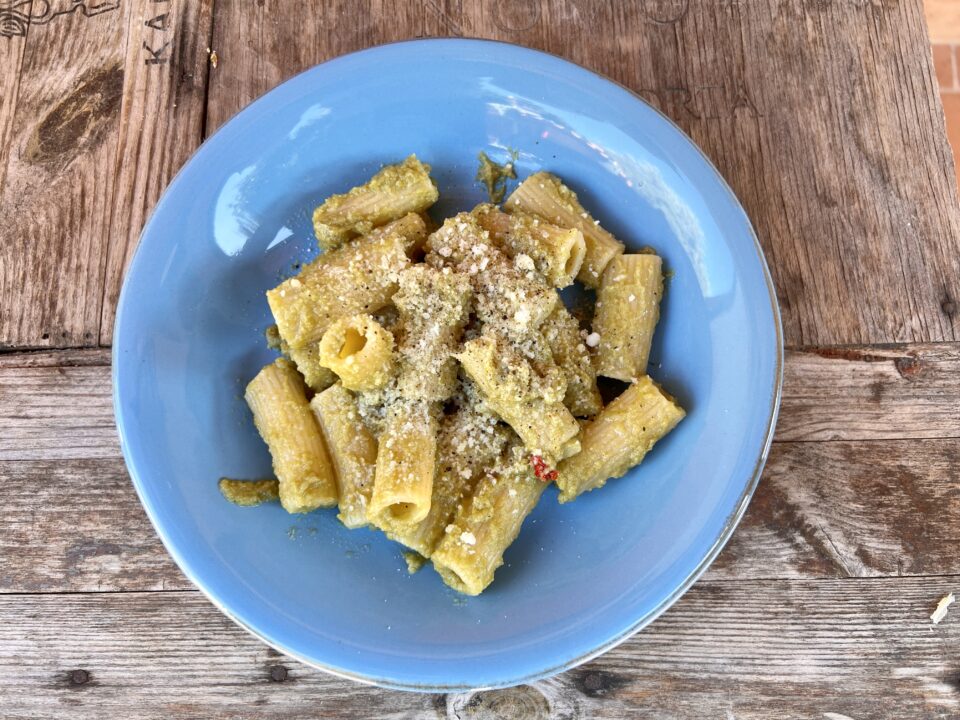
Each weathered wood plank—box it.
[0,458,183,592]
[779,344,960,441]
[2,579,957,718]
[204,0,425,136]
[0,0,213,349]
[4,434,957,594]
[0,0,30,192]
[0,3,126,349]
[2,347,957,592]
[710,438,960,580]
[0,363,117,461]
[3,342,955,464]
[206,0,960,347]
[98,0,215,345]
[0,347,111,368]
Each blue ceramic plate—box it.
[114,39,782,691]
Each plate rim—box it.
[112,36,784,692]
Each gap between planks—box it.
[3,571,960,597]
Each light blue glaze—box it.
[113,39,782,691]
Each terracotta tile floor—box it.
[926,0,960,191]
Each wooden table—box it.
[2,1,959,718]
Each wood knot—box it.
[894,356,923,379]
[268,665,288,682]
[572,668,627,698]
[445,685,551,720]
[25,62,124,167]
[68,669,90,686]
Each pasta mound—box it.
[227,155,685,595]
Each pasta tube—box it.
[387,395,509,558]
[431,445,545,595]
[593,254,664,381]
[473,204,586,288]
[505,171,624,287]
[312,155,439,250]
[318,314,394,392]
[310,383,377,528]
[245,358,338,513]
[393,264,472,402]
[540,305,603,417]
[368,400,438,528]
[268,214,426,349]
[556,376,685,503]
[456,333,580,464]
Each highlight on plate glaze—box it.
[0,0,119,37]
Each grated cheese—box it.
[931,592,955,625]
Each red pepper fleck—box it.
[530,455,558,482]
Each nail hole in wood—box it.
[942,298,956,317]
[269,665,288,682]
[41,333,49,340]
[69,669,90,685]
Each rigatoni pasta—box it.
[310,383,377,528]
[368,400,438,528]
[472,204,586,288]
[540,304,603,418]
[556,376,685,503]
[392,264,472,402]
[268,213,425,349]
[386,392,509,560]
[312,155,439,251]
[229,156,685,595]
[245,358,338,513]
[431,444,546,595]
[593,253,664,381]
[505,171,624,287]
[425,213,557,336]
[456,333,580,465]
[318,314,394,392]
[266,325,337,392]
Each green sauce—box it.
[218,478,280,506]
[476,150,517,204]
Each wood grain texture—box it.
[206,0,960,347]
[0,0,30,192]
[711,438,960,580]
[0,347,111,368]
[779,344,960,441]
[98,0,215,345]
[204,0,424,135]
[0,3,126,349]
[2,1,960,714]
[2,579,958,719]
[2,347,958,594]
[0,360,117,461]
[0,458,183,592]
[0,0,212,350]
